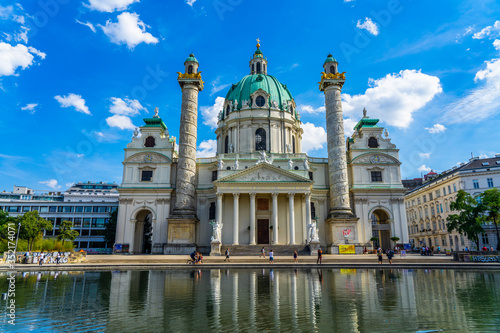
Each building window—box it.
[429,193,433,200]
[309,172,314,180]
[473,179,479,189]
[252,64,254,73]
[188,65,193,74]
[145,136,155,147]
[292,136,296,154]
[460,235,465,246]
[487,178,494,188]
[212,171,218,181]
[449,236,453,246]
[256,95,265,107]
[224,136,229,154]
[226,105,230,116]
[75,206,83,213]
[311,202,316,219]
[436,190,440,198]
[448,185,451,194]
[330,65,335,74]
[443,187,446,196]
[431,206,435,216]
[255,128,266,151]
[440,204,443,213]
[453,184,457,192]
[482,233,489,245]
[432,221,437,230]
[209,202,216,220]
[442,237,447,246]
[141,170,153,182]
[423,195,427,203]
[371,171,382,182]
[368,137,379,148]
[256,62,261,73]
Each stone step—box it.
[221,245,310,256]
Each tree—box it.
[0,210,17,240]
[447,190,483,250]
[370,236,379,249]
[57,220,79,245]
[104,210,118,248]
[478,188,500,251]
[19,211,53,251]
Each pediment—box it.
[351,153,400,164]
[215,163,312,183]
[124,152,172,164]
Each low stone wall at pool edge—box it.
[1,251,87,264]
[454,251,500,262]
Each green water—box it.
[1,269,499,332]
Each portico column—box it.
[288,193,296,244]
[216,192,223,227]
[305,193,311,241]
[249,192,256,245]
[272,193,279,244]
[233,193,240,245]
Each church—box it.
[114,42,409,255]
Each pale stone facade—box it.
[114,47,409,254]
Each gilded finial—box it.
[256,38,260,49]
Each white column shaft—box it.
[305,193,311,241]
[289,193,295,245]
[272,193,279,244]
[249,193,256,245]
[233,194,239,245]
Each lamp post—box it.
[14,222,21,253]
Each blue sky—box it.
[1,0,500,191]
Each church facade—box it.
[115,43,408,255]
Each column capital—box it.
[249,192,257,198]
[271,192,279,198]
[288,192,295,198]
[304,192,311,199]
[216,192,224,199]
[233,193,240,199]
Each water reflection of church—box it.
[114,42,408,254]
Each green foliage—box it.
[478,188,500,250]
[104,210,118,247]
[370,237,379,242]
[57,220,79,245]
[0,210,18,239]
[390,237,400,242]
[447,190,483,250]
[0,238,74,252]
[19,211,53,251]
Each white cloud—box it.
[418,165,431,173]
[21,103,37,114]
[109,97,145,116]
[210,76,231,96]
[85,0,139,12]
[298,104,325,115]
[0,43,45,76]
[197,139,217,157]
[301,122,327,153]
[425,123,446,134]
[99,12,158,48]
[76,20,96,33]
[106,114,135,130]
[494,39,500,51]
[186,0,197,6]
[65,182,74,188]
[343,118,358,137]
[54,93,91,115]
[201,97,224,130]
[39,179,61,190]
[419,152,431,159]
[472,21,500,39]
[479,153,489,159]
[342,69,442,128]
[356,17,379,36]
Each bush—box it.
[0,238,74,253]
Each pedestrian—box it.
[490,246,494,251]
[317,248,322,264]
[377,247,383,264]
[437,246,441,254]
[387,248,394,264]
[482,246,488,252]
[260,247,265,258]
[465,246,469,251]
[224,248,230,262]
[39,252,44,266]
[56,252,61,265]
[269,250,274,264]
[293,250,298,263]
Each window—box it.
[256,62,261,73]
[453,184,457,192]
[417,197,421,204]
[371,171,382,182]
[141,170,153,182]
[429,193,433,200]
[49,206,57,213]
[487,178,494,188]
[292,137,296,154]
[224,136,229,154]
[432,221,437,230]
[22,206,30,212]
[449,236,453,246]
[445,202,449,212]
[440,204,443,213]
[81,229,90,236]
[442,237,447,246]
[92,218,107,228]
[252,64,254,73]
[368,137,379,148]
[329,65,335,74]
[226,105,230,116]
[58,206,64,212]
[40,206,48,213]
[482,233,489,245]
[62,206,74,213]
[74,218,82,227]
[255,128,266,151]
[83,218,91,228]
[75,206,83,213]
[256,95,265,107]
[212,171,218,181]
[311,202,316,219]
[84,206,92,213]
[473,179,479,189]
[425,208,429,218]
[436,190,440,198]
[431,206,435,216]
[188,65,193,74]
[443,187,446,196]
[145,136,155,147]
[31,206,39,212]
[460,235,465,246]
[309,172,314,180]
[209,202,216,220]
[423,195,427,203]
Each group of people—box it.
[377,248,395,264]
[189,251,203,264]
[23,251,64,266]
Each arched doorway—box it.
[371,209,391,250]
[134,209,153,254]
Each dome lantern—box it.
[184,53,199,74]
[323,53,338,74]
[249,38,268,75]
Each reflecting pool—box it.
[1,269,500,332]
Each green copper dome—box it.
[324,53,337,64]
[184,53,198,64]
[225,74,294,111]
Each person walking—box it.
[39,252,44,266]
[269,250,274,264]
[260,247,265,258]
[224,248,230,262]
[56,252,61,265]
[293,250,298,263]
[317,248,322,264]
[377,247,383,264]
[387,248,394,264]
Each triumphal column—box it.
[319,54,360,254]
[165,53,204,254]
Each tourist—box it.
[269,250,274,264]
[387,249,394,264]
[377,248,383,264]
[56,252,61,265]
[482,246,488,252]
[293,250,298,263]
[260,247,265,258]
[196,252,203,264]
[437,246,441,254]
[225,248,230,262]
[490,246,494,251]
[190,251,196,264]
[39,252,44,266]
[317,248,322,264]
[465,246,469,251]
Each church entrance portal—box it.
[257,219,269,244]
[134,210,153,254]
[371,209,391,250]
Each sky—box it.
[1,0,500,192]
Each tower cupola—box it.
[323,53,338,74]
[184,53,199,74]
[249,39,268,75]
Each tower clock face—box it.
[145,154,153,163]
[370,155,380,164]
